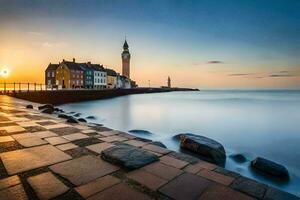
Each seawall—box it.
[7,87,198,105]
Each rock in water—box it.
[74,113,81,117]
[86,116,96,119]
[67,117,78,123]
[78,118,87,123]
[251,157,289,178]
[58,114,70,119]
[129,129,152,135]
[41,108,54,114]
[26,105,33,109]
[101,144,159,170]
[38,104,54,110]
[230,153,247,163]
[180,133,226,164]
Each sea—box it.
[60,90,300,196]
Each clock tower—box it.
[122,40,131,79]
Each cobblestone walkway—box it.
[0,95,298,200]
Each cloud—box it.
[268,70,297,78]
[27,31,43,36]
[42,42,68,48]
[228,73,253,76]
[207,61,223,64]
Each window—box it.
[47,72,51,77]
[51,72,55,77]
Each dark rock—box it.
[73,113,81,117]
[251,157,289,178]
[58,114,70,119]
[67,117,78,123]
[169,151,199,164]
[38,104,54,110]
[213,167,241,178]
[264,187,300,200]
[78,118,87,123]
[41,108,54,114]
[172,134,182,141]
[151,141,167,148]
[179,133,226,164]
[101,144,159,170]
[69,111,76,114]
[129,129,153,135]
[86,116,96,119]
[230,153,247,163]
[26,105,33,109]
[134,137,153,143]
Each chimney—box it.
[87,61,91,64]
[73,58,75,62]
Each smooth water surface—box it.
[61,90,300,196]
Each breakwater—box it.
[7,87,198,105]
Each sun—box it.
[1,69,10,77]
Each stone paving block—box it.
[15,136,48,147]
[127,169,167,190]
[169,151,199,164]
[0,122,17,127]
[72,137,101,147]
[0,125,26,133]
[263,187,300,200]
[184,160,218,174]
[45,136,69,145]
[31,131,58,139]
[91,126,112,132]
[81,129,98,134]
[11,133,34,140]
[213,167,241,178]
[98,130,119,136]
[0,175,21,190]
[50,155,119,186]
[62,133,89,141]
[75,175,120,198]
[27,172,69,200]
[36,121,57,126]
[0,184,28,200]
[44,123,71,130]
[99,135,128,143]
[87,183,151,200]
[160,155,189,169]
[7,117,29,122]
[159,173,214,200]
[197,169,235,186]
[0,136,15,143]
[230,176,268,199]
[49,127,81,135]
[86,142,115,154]
[24,126,47,133]
[101,144,159,170]
[198,184,255,200]
[56,143,78,151]
[123,139,148,147]
[74,125,90,130]
[143,161,183,181]
[118,132,136,140]
[0,144,72,175]
[16,121,39,127]
[142,144,171,155]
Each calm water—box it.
[61,90,300,196]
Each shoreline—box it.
[6,87,199,105]
[0,96,299,200]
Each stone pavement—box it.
[0,95,299,200]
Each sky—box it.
[0,0,299,88]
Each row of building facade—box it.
[45,40,136,89]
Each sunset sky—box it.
[0,0,299,88]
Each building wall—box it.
[84,70,94,88]
[70,69,84,88]
[122,52,130,78]
[107,75,116,89]
[94,71,107,89]
[56,65,70,88]
[45,70,56,87]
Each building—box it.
[88,63,107,89]
[121,40,130,79]
[116,74,131,89]
[45,63,59,88]
[56,59,84,89]
[168,76,171,88]
[105,68,117,89]
[79,63,93,89]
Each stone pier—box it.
[0,95,298,200]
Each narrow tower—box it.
[122,39,131,79]
[168,76,171,88]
